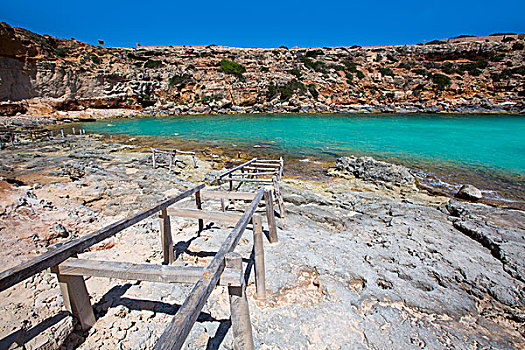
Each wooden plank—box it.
[52,268,95,331]
[154,189,264,350]
[256,159,282,163]
[226,253,255,350]
[243,166,277,171]
[230,171,277,177]
[167,208,242,225]
[263,189,278,243]
[200,190,256,201]
[217,158,257,180]
[221,177,273,183]
[0,185,205,292]
[252,162,280,168]
[160,208,174,264]
[252,215,266,299]
[57,258,241,286]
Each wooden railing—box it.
[0,184,276,349]
[151,148,198,171]
[217,158,285,217]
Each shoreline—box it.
[2,113,524,211]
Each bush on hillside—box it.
[430,73,451,89]
[220,59,246,77]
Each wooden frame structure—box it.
[0,184,275,349]
[151,148,198,172]
[216,158,285,217]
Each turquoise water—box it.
[83,114,525,177]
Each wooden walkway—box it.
[0,184,279,349]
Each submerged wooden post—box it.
[263,189,278,243]
[195,190,204,232]
[252,215,266,299]
[51,266,95,330]
[226,253,255,350]
[160,208,174,264]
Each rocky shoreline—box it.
[0,134,523,349]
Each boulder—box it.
[334,156,415,186]
[455,184,482,201]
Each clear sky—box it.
[2,0,524,48]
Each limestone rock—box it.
[455,184,482,201]
[334,156,415,186]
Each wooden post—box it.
[192,154,197,168]
[72,127,76,135]
[218,179,226,212]
[226,253,255,350]
[263,189,278,243]
[195,190,204,232]
[51,267,96,330]
[169,154,173,172]
[160,208,174,264]
[61,129,65,138]
[272,176,285,218]
[152,148,156,169]
[252,215,266,299]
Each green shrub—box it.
[91,55,101,64]
[386,54,398,62]
[343,60,358,73]
[379,67,394,77]
[513,42,524,50]
[489,32,516,36]
[398,62,411,69]
[301,58,327,73]
[308,84,319,100]
[266,79,306,102]
[144,59,163,68]
[260,66,270,72]
[288,68,302,78]
[169,73,192,87]
[412,68,428,76]
[469,68,482,76]
[220,59,246,77]
[430,73,451,89]
[54,47,71,57]
[356,70,365,79]
[386,92,395,99]
[279,45,289,49]
[426,39,446,45]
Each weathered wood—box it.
[195,190,204,232]
[252,215,266,299]
[221,177,273,183]
[154,190,264,350]
[243,166,277,172]
[217,158,257,181]
[151,148,157,168]
[256,159,282,163]
[200,190,256,201]
[273,176,285,218]
[160,208,174,264]
[52,267,95,331]
[263,189,278,243]
[251,162,281,168]
[226,252,255,350]
[230,171,277,177]
[167,208,242,225]
[57,259,241,286]
[0,185,205,292]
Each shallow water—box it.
[82,113,525,205]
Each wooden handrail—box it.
[154,189,264,350]
[217,158,257,180]
[0,184,205,292]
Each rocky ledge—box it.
[0,135,523,349]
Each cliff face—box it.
[1,22,524,116]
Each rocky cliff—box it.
[1,22,524,116]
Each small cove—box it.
[81,113,525,207]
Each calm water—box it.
[82,113,525,203]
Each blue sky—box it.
[2,0,524,48]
